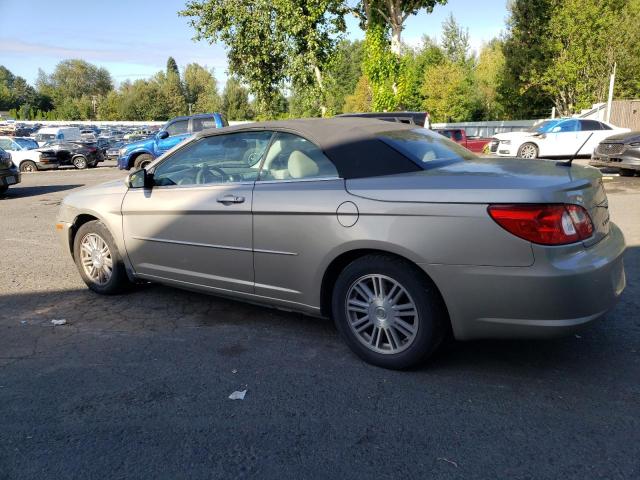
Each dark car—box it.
[105,141,125,161]
[0,147,21,195]
[591,131,640,177]
[38,141,102,170]
[338,112,430,128]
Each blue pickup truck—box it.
[117,113,228,170]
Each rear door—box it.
[577,120,604,155]
[541,119,580,157]
[252,132,350,306]
[122,130,272,293]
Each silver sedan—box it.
[56,118,626,369]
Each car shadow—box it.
[1,184,84,199]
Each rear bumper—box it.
[0,168,21,186]
[423,223,626,340]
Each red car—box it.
[435,129,491,154]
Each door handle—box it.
[217,194,245,205]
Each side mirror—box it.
[157,131,169,140]
[125,168,154,189]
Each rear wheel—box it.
[619,169,636,177]
[332,254,446,369]
[73,155,88,169]
[73,220,131,295]
[19,160,37,173]
[518,143,539,159]
[134,154,153,169]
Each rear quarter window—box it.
[378,128,476,169]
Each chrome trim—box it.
[132,235,297,256]
[136,272,319,312]
[255,176,341,184]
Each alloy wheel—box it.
[519,144,537,159]
[79,233,113,285]
[345,274,419,355]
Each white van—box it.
[33,127,81,146]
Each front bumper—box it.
[591,147,640,171]
[423,223,626,340]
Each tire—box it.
[517,142,539,159]
[133,154,153,169]
[0,185,8,194]
[332,254,446,370]
[619,169,636,177]
[19,160,37,173]
[73,220,131,295]
[73,155,88,170]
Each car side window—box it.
[599,122,612,130]
[556,120,579,133]
[580,120,602,131]
[192,117,217,132]
[258,132,339,181]
[153,131,273,187]
[165,120,189,136]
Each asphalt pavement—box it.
[1,162,639,479]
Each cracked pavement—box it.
[1,163,639,479]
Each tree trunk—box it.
[390,22,402,56]
[312,64,328,117]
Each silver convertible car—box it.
[56,118,626,369]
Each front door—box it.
[157,118,190,155]
[121,130,273,293]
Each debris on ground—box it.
[228,389,247,400]
[232,369,238,374]
[437,457,459,468]
[50,319,67,326]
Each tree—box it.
[180,0,346,117]
[440,14,471,66]
[401,36,446,110]
[221,77,253,120]
[475,39,506,120]
[500,0,554,118]
[537,0,634,115]
[355,1,447,55]
[421,61,480,122]
[167,57,180,78]
[343,75,373,112]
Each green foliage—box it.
[343,75,373,112]
[180,0,346,117]
[221,77,253,121]
[475,39,506,120]
[440,14,471,66]
[420,60,481,122]
[362,22,399,111]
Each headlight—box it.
[118,147,127,156]
[500,140,512,145]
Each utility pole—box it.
[606,63,617,123]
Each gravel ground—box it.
[1,162,639,479]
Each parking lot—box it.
[1,163,639,479]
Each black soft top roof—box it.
[197,118,422,179]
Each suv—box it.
[0,136,55,172]
[117,113,228,170]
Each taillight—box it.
[488,204,594,245]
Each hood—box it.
[492,131,535,141]
[599,130,640,144]
[346,158,601,205]
[62,179,128,206]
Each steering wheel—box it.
[243,148,262,166]
[195,164,228,184]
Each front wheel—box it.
[73,220,131,294]
[0,185,8,195]
[517,143,539,159]
[73,155,88,169]
[619,169,636,177]
[332,254,446,369]
[134,154,153,169]
[19,160,37,173]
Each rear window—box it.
[378,128,476,168]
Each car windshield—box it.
[14,138,38,150]
[527,120,562,134]
[378,128,476,168]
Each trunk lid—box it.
[346,158,610,246]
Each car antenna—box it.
[557,132,594,167]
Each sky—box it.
[0,0,509,88]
